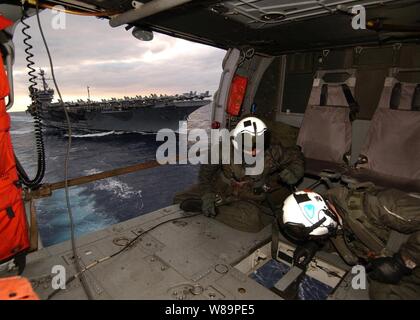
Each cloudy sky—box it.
[10,10,226,112]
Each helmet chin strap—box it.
[306,216,327,234]
[325,200,343,226]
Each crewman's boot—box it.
[179,198,202,212]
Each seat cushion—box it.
[358,108,420,181]
[297,105,351,163]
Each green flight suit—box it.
[174,144,305,233]
[326,186,420,300]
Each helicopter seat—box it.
[350,73,420,192]
[296,70,358,178]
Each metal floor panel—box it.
[1,205,280,300]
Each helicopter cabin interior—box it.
[215,44,420,193]
[1,0,420,300]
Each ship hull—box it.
[40,100,209,133]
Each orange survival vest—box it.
[0,15,30,265]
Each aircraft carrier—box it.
[28,70,211,133]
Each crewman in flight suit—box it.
[174,116,305,233]
[280,186,420,300]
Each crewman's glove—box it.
[367,253,412,284]
[293,241,320,268]
[279,168,299,185]
[201,192,217,218]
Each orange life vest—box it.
[0,15,30,264]
[0,276,39,300]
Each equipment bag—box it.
[0,16,30,266]
[327,185,420,260]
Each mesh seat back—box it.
[297,71,356,164]
[358,76,420,180]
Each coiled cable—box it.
[17,6,46,188]
[34,1,94,300]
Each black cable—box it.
[18,7,46,188]
[21,16,37,94]
[111,213,201,258]
[46,212,202,300]
[33,1,94,300]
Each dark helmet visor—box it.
[283,216,327,242]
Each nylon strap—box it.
[271,221,280,260]
[318,83,359,121]
[330,235,359,265]
[341,84,359,121]
[345,191,385,254]
[6,207,14,218]
[390,82,402,110]
[320,84,328,106]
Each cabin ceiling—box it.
[2,0,420,54]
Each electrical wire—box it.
[311,260,343,279]
[39,3,119,16]
[41,0,108,13]
[46,212,202,300]
[18,7,46,188]
[20,14,37,94]
[34,0,121,16]
[33,1,94,300]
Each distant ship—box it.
[27,70,211,133]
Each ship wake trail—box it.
[65,130,157,138]
[66,131,123,138]
[84,169,145,210]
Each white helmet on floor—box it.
[281,191,339,241]
[231,117,269,154]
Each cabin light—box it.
[210,4,229,14]
[260,13,285,22]
[132,26,154,41]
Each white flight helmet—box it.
[281,191,340,241]
[231,117,269,155]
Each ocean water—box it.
[10,105,210,246]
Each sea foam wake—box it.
[10,128,34,135]
[66,130,156,138]
[84,168,144,210]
